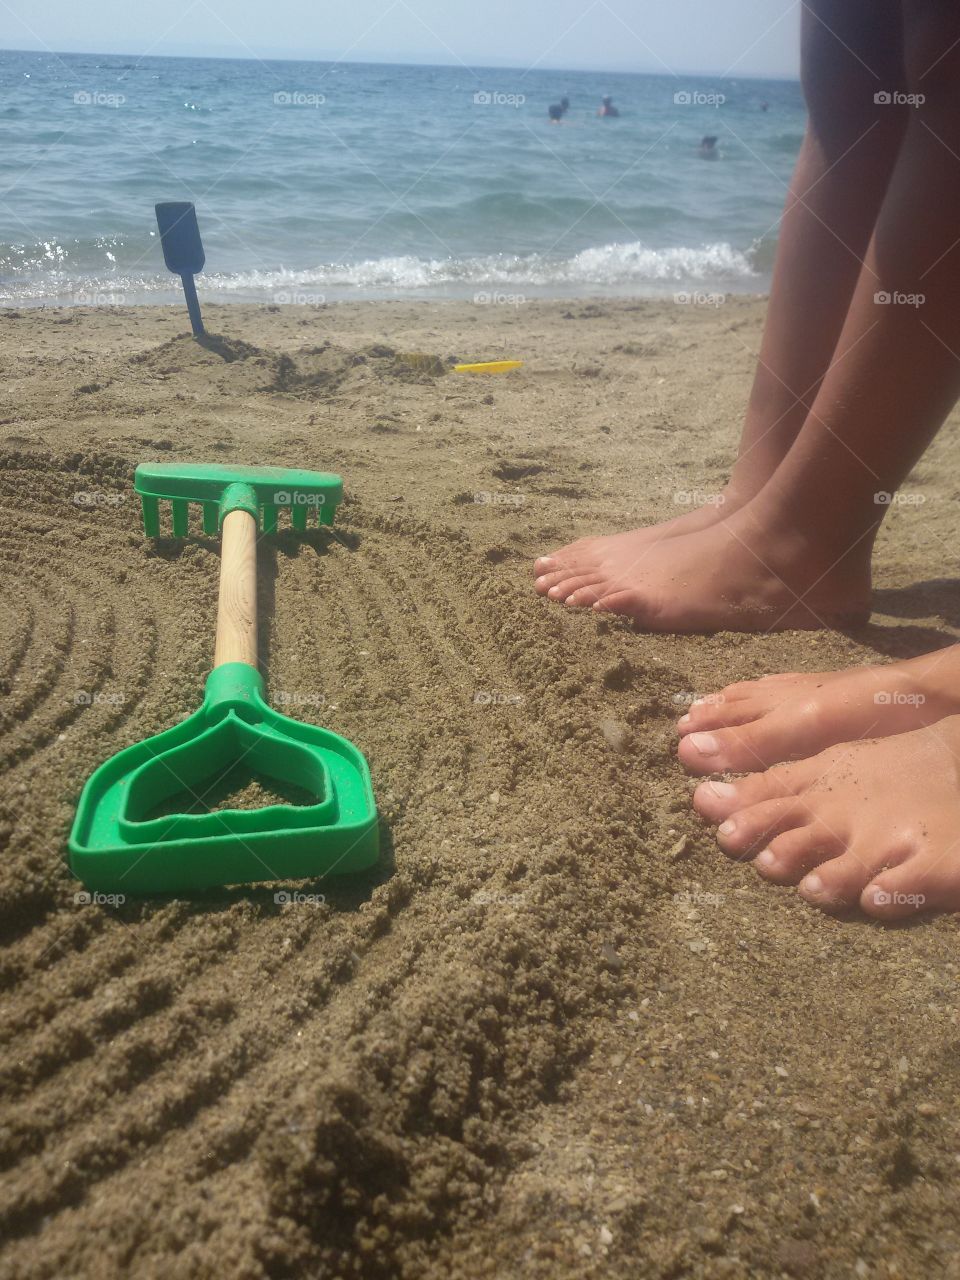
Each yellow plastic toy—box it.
[454,360,524,374]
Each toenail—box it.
[705,780,736,798]
[537,558,555,570]
[718,819,736,836]
[677,714,691,727]
[755,849,776,868]
[800,873,824,898]
[689,733,720,756]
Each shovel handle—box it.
[214,509,258,669]
[181,273,204,337]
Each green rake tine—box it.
[291,504,308,532]
[141,494,161,537]
[171,499,190,537]
[202,502,219,535]
[262,503,278,534]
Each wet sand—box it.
[2,298,960,1278]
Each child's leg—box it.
[731,0,908,499]
[679,2,960,920]
[534,0,907,598]
[544,2,960,631]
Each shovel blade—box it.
[155,201,205,276]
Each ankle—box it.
[719,472,764,513]
[740,489,878,574]
[718,501,874,605]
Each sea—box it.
[0,49,805,306]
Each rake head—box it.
[134,462,344,536]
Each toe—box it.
[715,797,809,859]
[696,768,783,819]
[678,724,771,774]
[534,539,595,576]
[591,587,657,623]
[752,822,845,884]
[693,756,822,821]
[566,585,606,607]
[799,843,911,913]
[547,573,605,602]
[676,697,764,736]
[704,675,798,703]
[677,702,832,775]
[692,778,743,821]
[534,568,576,594]
[861,853,948,919]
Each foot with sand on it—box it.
[691,717,960,920]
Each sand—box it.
[2,297,960,1279]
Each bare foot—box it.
[692,718,960,919]
[677,646,960,774]
[537,505,870,632]
[534,494,730,605]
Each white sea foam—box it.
[203,241,759,295]
[2,241,762,305]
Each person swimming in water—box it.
[597,95,619,117]
[548,95,570,124]
[698,135,718,159]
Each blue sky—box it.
[0,0,800,78]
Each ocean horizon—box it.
[1,49,805,305]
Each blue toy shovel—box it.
[155,201,206,337]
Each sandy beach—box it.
[3,297,960,1278]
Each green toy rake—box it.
[68,463,379,895]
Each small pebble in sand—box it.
[774,1065,789,1078]
[600,718,631,752]
[668,834,691,861]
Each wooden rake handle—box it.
[214,509,258,668]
